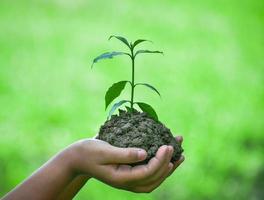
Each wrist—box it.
[53,147,77,179]
[64,141,92,179]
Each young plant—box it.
[91,35,163,121]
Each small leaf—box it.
[136,102,158,121]
[132,39,152,48]
[125,106,137,113]
[135,50,163,57]
[125,106,132,112]
[108,100,130,119]
[109,35,131,49]
[105,81,129,110]
[135,83,161,97]
[91,51,128,68]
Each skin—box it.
[2,136,184,200]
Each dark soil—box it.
[98,109,183,165]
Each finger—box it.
[133,162,174,193]
[139,145,174,185]
[142,145,169,178]
[102,146,147,164]
[175,135,183,145]
[124,145,170,181]
[167,155,185,177]
[116,164,132,172]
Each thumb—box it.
[105,146,147,164]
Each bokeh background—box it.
[0,0,263,199]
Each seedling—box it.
[92,36,183,164]
[92,35,163,120]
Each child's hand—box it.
[68,137,184,193]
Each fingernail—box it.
[162,145,168,151]
[178,135,183,140]
[180,155,185,162]
[138,150,147,160]
[168,146,174,154]
[168,162,173,170]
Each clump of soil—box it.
[98,109,183,165]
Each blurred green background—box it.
[0,0,263,199]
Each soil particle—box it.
[98,109,183,165]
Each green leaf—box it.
[135,83,161,97]
[109,35,131,49]
[125,106,137,113]
[136,102,158,121]
[105,81,130,110]
[91,51,128,68]
[135,50,163,57]
[125,106,132,112]
[132,39,152,48]
[108,100,130,119]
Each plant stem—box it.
[130,48,135,109]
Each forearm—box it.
[56,175,90,200]
[2,148,77,200]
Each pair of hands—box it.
[2,136,184,200]
[68,136,184,193]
